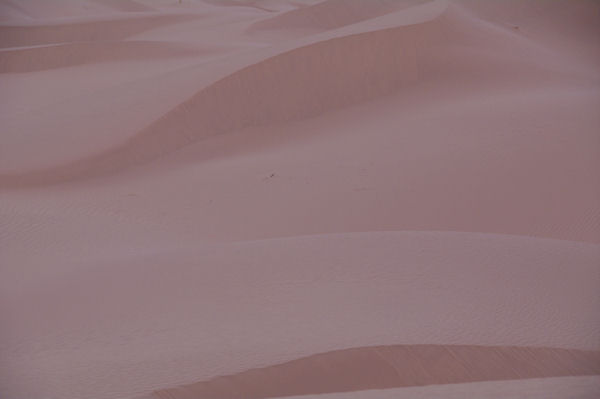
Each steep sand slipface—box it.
[0,0,599,399]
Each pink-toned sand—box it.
[1,1,599,399]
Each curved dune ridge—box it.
[1,1,599,399]
[0,0,153,20]
[1,231,599,398]
[200,0,299,12]
[0,41,201,73]
[0,13,201,48]
[89,0,153,13]
[277,376,600,399]
[0,0,445,182]
[248,0,429,32]
[144,344,600,399]
[4,0,595,185]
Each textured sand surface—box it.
[1,1,599,399]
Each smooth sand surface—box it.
[146,345,600,399]
[212,377,600,399]
[1,1,599,399]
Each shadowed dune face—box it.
[0,14,200,48]
[0,0,122,20]
[5,0,594,184]
[0,0,444,182]
[90,0,153,12]
[1,0,599,399]
[199,0,310,11]
[0,41,201,73]
[1,1,598,244]
[147,345,600,399]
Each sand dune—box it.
[283,376,600,399]
[251,377,600,399]
[1,1,599,399]
[146,344,600,399]
[5,0,596,185]
[0,0,157,20]
[91,0,154,13]
[0,13,200,48]
[1,1,597,242]
[200,0,309,12]
[248,0,427,32]
[0,0,445,181]
[1,232,598,398]
[0,40,200,73]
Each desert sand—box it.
[0,1,599,399]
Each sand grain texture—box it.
[1,0,599,399]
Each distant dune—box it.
[247,0,425,32]
[0,41,200,73]
[0,13,199,48]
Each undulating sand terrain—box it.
[1,1,599,398]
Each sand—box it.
[0,1,599,398]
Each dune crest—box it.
[248,0,429,33]
[3,0,580,184]
[0,41,200,73]
[2,231,598,399]
[90,0,153,13]
[0,13,200,48]
[145,344,600,399]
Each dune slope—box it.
[0,40,200,73]
[0,13,200,48]
[146,345,600,399]
[1,1,599,399]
